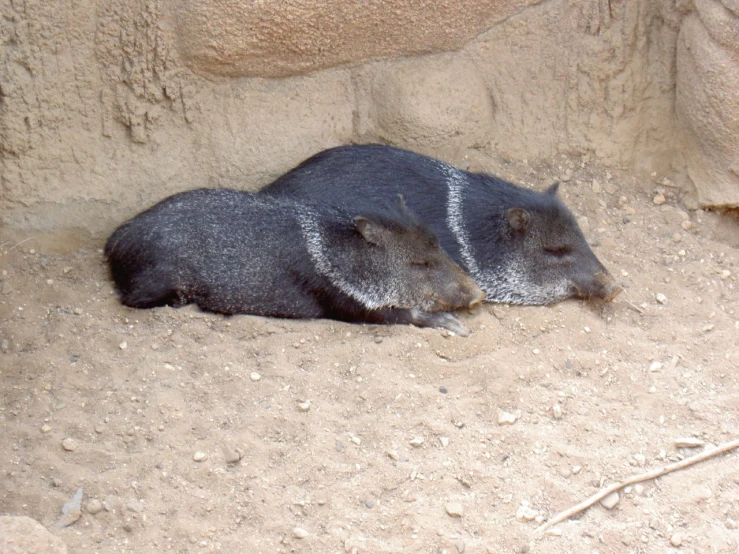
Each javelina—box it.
[104,188,484,334]
[263,144,622,305]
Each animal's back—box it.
[266,145,459,246]
[105,190,323,317]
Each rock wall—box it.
[0,0,735,235]
[676,0,739,207]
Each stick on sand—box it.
[536,438,739,534]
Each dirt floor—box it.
[1,155,738,554]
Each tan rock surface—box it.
[0,516,68,554]
[1,0,736,230]
[676,10,739,207]
[355,56,494,156]
[174,0,544,77]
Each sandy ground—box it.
[1,155,738,554]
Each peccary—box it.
[104,188,484,334]
[263,144,622,305]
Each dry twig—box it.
[536,438,739,534]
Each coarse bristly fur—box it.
[262,144,621,305]
[104,188,483,333]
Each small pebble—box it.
[350,435,361,445]
[364,500,374,509]
[600,491,620,510]
[249,372,261,382]
[222,446,241,464]
[634,453,646,467]
[387,450,399,461]
[297,401,311,412]
[672,232,682,243]
[670,533,683,547]
[41,424,52,433]
[1,282,13,295]
[649,361,663,372]
[572,465,582,474]
[119,341,128,350]
[655,293,667,304]
[409,436,424,447]
[515,503,539,522]
[193,451,207,462]
[439,385,448,394]
[56,488,83,528]
[445,502,464,518]
[653,193,666,205]
[439,437,449,448]
[498,410,519,425]
[374,336,384,344]
[674,438,704,448]
[86,499,103,515]
[292,527,308,539]
[73,307,83,315]
[681,219,692,230]
[726,518,738,530]
[1,339,8,353]
[552,403,563,419]
[559,467,571,478]
[61,438,77,452]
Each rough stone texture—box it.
[174,0,545,78]
[0,0,354,233]
[354,56,495,158]
[0,0,735,233]
[466,0,681,171]
[0,516,68,554]
[676,3,739,207]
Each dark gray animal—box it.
[104,188,484,334]
[263,144,622,305]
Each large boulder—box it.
[354,56,494,156]
[174,0,544,77]
[0,516,68,554]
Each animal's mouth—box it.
[572,284,623,303]
[468,290,486,308]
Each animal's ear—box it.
[546,181,560,196]
[506,208,531,231]
[355,217,391,246]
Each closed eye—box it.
[544,246,571,257]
